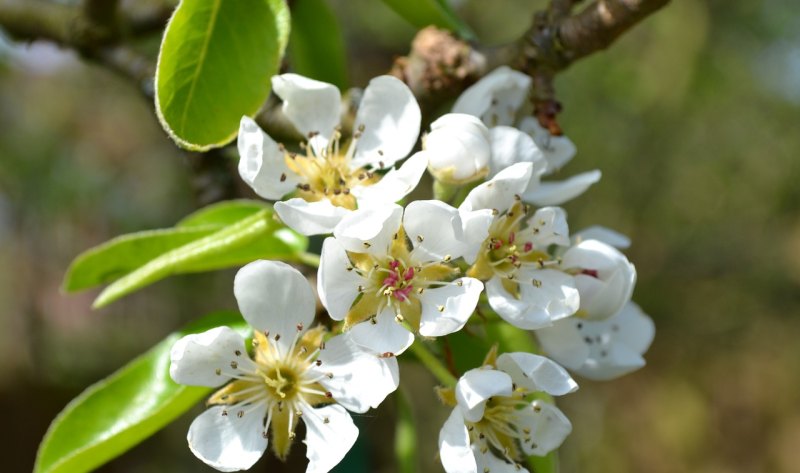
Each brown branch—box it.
[558,0,671,62]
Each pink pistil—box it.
[403,266,415,281]
[581,269,600,278]
[523,242,533,252]
[394,285,414,302]
[508,232,516,244]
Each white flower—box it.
[170,260,398,472]
[453,66,600,206]
[536,302,655,380]
[317,202,488,355]
[422,113,548,187]
[237,74,425,235]
[459,163,580,330]
[438,352,576,472]
[560,239,636,321]
[424,113,491,184]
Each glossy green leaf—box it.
[155,0,291,150]
[289,0,348,89]
[63,226,219,292]
[176,199,269,228]
[381,0,474,39]
[93,209,307,308]
[35,311,250,473]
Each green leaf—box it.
[92,209,307,308]
[289,0,348,89]
[35,311,251,473]
[63,226,220,292]
[176,199,269,228]
[155,0,291,150]
[381,0,474,40]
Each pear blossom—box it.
[560,239,636,321]
[422,112,548,187]
[317,201,489,355]
[170,260,398,472]
[459,163,580,330]
[453,66,600,206]
[536,302,655,380]
[438,351,576,472]
[237,73,425,235]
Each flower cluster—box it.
[170,68,654,472]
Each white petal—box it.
[233,260,315,353]
[274,198,351,236]
[439,408,477,473]
[351,75,421,169]
[459,209,495,264]
[419,278,483,337]
[523,170,601,206]
[237,116,299,200]
[271,74,341,153]
[515,401,572,456]
[459,162,533,213]
[170,327,248,387]
[425,113,491,183]
[302,404,358,473]
[496,352,578,395]
[573,225,631,249]
[526,206,570,247]
[562,239,636,320]
[455,368,513,422]
[318,237,363,321]
[404,200,465,261]
[544,302,654,381]
[453,66,531,127]
[535,318,591,370]
[615,302,655,355]
[486,270,579,330]
[473,445,528,473]
[518,116,576,173]
[187,405,268,472]
[488,126,546,178]
[333,204,403,256]
[348,307,415,356]
[313,333,399,413]
[352,151,427,207]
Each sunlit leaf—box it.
[34,311,250,473]
[381,0,474,39]
[92,209,307,308]
[155,0,291,150]
[177,199,269,228]
[289,0,348,89]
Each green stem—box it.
[296,251,321,267]
[408,339,457,387]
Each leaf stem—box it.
[297,251,321,268]
[409,339,457,387]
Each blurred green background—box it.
[1,0,799,471]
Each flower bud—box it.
[561,239,636,320]
[423,113,491,185]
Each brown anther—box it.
[234,350,242,356]
[296,323,304,331]
[274,334,281,341]
[237,410,244,418]
[230,361,238,369]
[325,391,333,398]
[215,368,222,375]
[316,359,323,366]
[280,173,287,182]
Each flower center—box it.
[343,228,460,332]
[283,129,379,209]
[468,391,537,467]
[207,326,335,454]
[468,201,555,283]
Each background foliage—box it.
[1,0,799,471]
